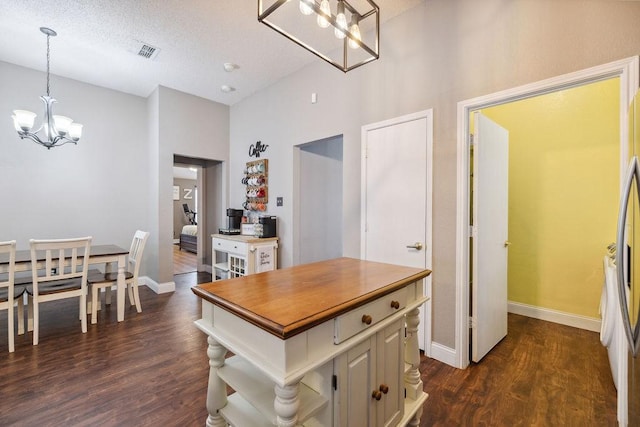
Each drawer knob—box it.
[390,300,400,309]
[371,390,382,401]
[379,384,389,394]
[361,314,372,325]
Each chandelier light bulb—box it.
[334,1,347,39]
[348,15,361,49]
[317,0,331,28]
[299,0,314,15]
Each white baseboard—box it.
[140,276,175,294]
[508,301,601,332]
[172,239,179,244]
[430,341,457,368]
[203,264,213,274]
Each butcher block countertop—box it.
[192,257,431,340]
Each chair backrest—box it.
[128,231,150,278]
[30,237,92,291]
[0,240,16,299]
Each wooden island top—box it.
[192,257,431,340]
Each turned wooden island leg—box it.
[405,307,424,425]
[274,383,300,427]
[206,336,228,427]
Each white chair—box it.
[27,236,92,345]
[0,240,27,352]
[88,230,149,324]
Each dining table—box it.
[0,244,130,322]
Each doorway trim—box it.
[455,56,639,369]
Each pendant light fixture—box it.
[258,0,379,73]
[12,27,83,149]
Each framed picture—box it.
[173,186,180,201]
[183,188,193,200]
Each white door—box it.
[471,112,509,362]
[361,110,433,352]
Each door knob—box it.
[504,241,511,247]
[406,242,423,250]
[371,390,382,401]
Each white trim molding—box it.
[455,56,639,370]
[508,301,601,333]
[140,276,175,294]
[430,342,457,368]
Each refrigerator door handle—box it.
[616,155,640,356]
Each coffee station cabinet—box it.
[212,234,278,280]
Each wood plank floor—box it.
[0,272,617,426]
[173,244,197,275]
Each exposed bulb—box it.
[348,16,361,49]
[334,1,347,39]
[317,0,330,28]
[299,0,313,15]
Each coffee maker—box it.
[219,208,243,235]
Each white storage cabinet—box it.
[211,234,278,280]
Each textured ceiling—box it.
[0,0,425,105]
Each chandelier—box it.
[258,0,379,72]
[12,27,83,149]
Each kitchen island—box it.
[192,257,431,427]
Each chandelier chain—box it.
[46,34,50,97]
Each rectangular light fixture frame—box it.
[258,0,380,73]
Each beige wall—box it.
[229,0,640,349]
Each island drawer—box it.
[333,286,407,344]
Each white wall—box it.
[0,60,150,267]
[229,0,640,349]
[156,86,229,284]
[297,135,343,264]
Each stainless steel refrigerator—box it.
[616,89,640,426]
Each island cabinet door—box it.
[334,318,405,427]
[376,318,405,427]
[334,338,375,427]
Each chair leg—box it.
[127,283,135,306]
[32,299,38,346]
[8,300,14,353]
[92,284,99,325]
[105,286,112,306]
[17,298,24,335]
[132,282,142,313]
[27,296,33,332]
[80,292,87,334]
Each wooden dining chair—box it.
[88,230,149,324]
[27,236,92,345]
[0,240,27,352]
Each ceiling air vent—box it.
[136,43,160,60]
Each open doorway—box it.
[454,57,639,370]
[294,135,344,265]
[173,164,198,274]
[173,155,225,278]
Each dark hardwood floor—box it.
[173,244,197,275]
[0,271,617,426]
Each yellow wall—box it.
[480,78,619,318]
